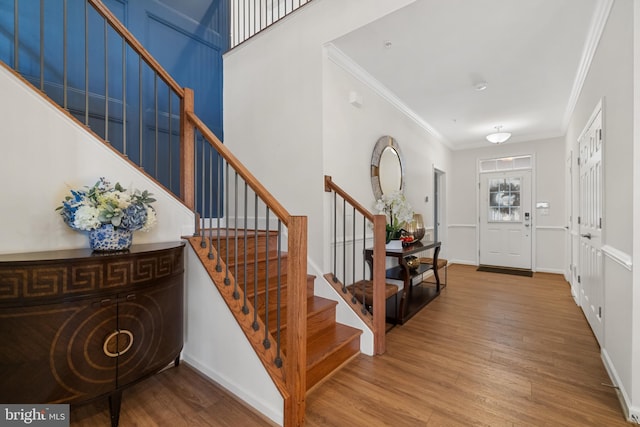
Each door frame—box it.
[476,154,536,270]
[433,166,447,254]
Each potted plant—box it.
[57,177,156,251]
[374,190,414,244]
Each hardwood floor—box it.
[306,265,628,426]
[70,364,276,426]
[71,265,628,426]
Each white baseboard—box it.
[534,268,565,275]
[601,349,640,423]
[449,259,477,266]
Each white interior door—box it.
[578,109,603,344]
[479,170,532,269]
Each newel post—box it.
[180,88,195,210]
[373,214,387,354]
[285,215,307,426]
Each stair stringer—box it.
[182,242,285,426]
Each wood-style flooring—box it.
[71,264,629,426]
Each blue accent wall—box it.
[0,0,228,216]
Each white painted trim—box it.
[602,245,633,271]
[449,259,477,266]
[181,356,282,424]
[602,349,640,423]
[325,43,450,148]
[535,225,567,231]
[448,223,476,228]
[562,0,614,131]
[535,268,566,275]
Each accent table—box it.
[0,242,185,427]
[365,240,441,324]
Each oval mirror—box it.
[371,135,404,200]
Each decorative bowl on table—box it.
[405,255,420,270]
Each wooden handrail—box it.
[324,175,375,221]
[324,175,387,355]
[187,111,291,225]
[88,0,185,97]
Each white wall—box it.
[322,47,452,261]
[0,65,194,254]
[224,0,416,266]
[182,246,283,425]
[224,0,420,357]
[449,137,566,272]
[0,65,281,422]
[564,0,638,420]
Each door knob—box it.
[581,233,592,239]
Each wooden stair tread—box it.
[266,295,336,334]
[305,322,361,390]
[306,322,361,368]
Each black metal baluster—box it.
[242,182,249,314]
[167,86,172,189]
[138,56,143,166]
[208,147,215,259]
[224,162,231,285]
[104,18,109,141]
[200,136,207,247]
[361,215,368,314]
[192,131,199,236]
[332,191,338,283]
[84,0,89,125]
[39,0,44,91]
[122,38,127,154]
[342,198,347,293]
[216,154,223,271]
[274,220,283,368]
[233,172,240,299]
[252,194,259,331]
[263,207,270,349]
[63,0,67,109]
[13,0,18,70]
[154,74,158,175]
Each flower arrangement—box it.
[374,190,414,239]
[57,177,157,232]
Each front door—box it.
[578,107,603,344]
[479,170,532,269]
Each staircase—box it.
[185,231,362,392]
[1,1,368,424]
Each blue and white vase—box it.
[89,224,133,251]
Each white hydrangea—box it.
[72,205,102,230]
[141,207,157,232]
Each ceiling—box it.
[330,0,605,150]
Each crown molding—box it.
[325,43,451,148]
[562,0,614,131]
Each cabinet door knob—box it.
[103,329,134,358]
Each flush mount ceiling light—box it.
[486,126,511,144]
[474,81,488,91]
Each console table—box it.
[0,242,185,427]
[365,241,441,324]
